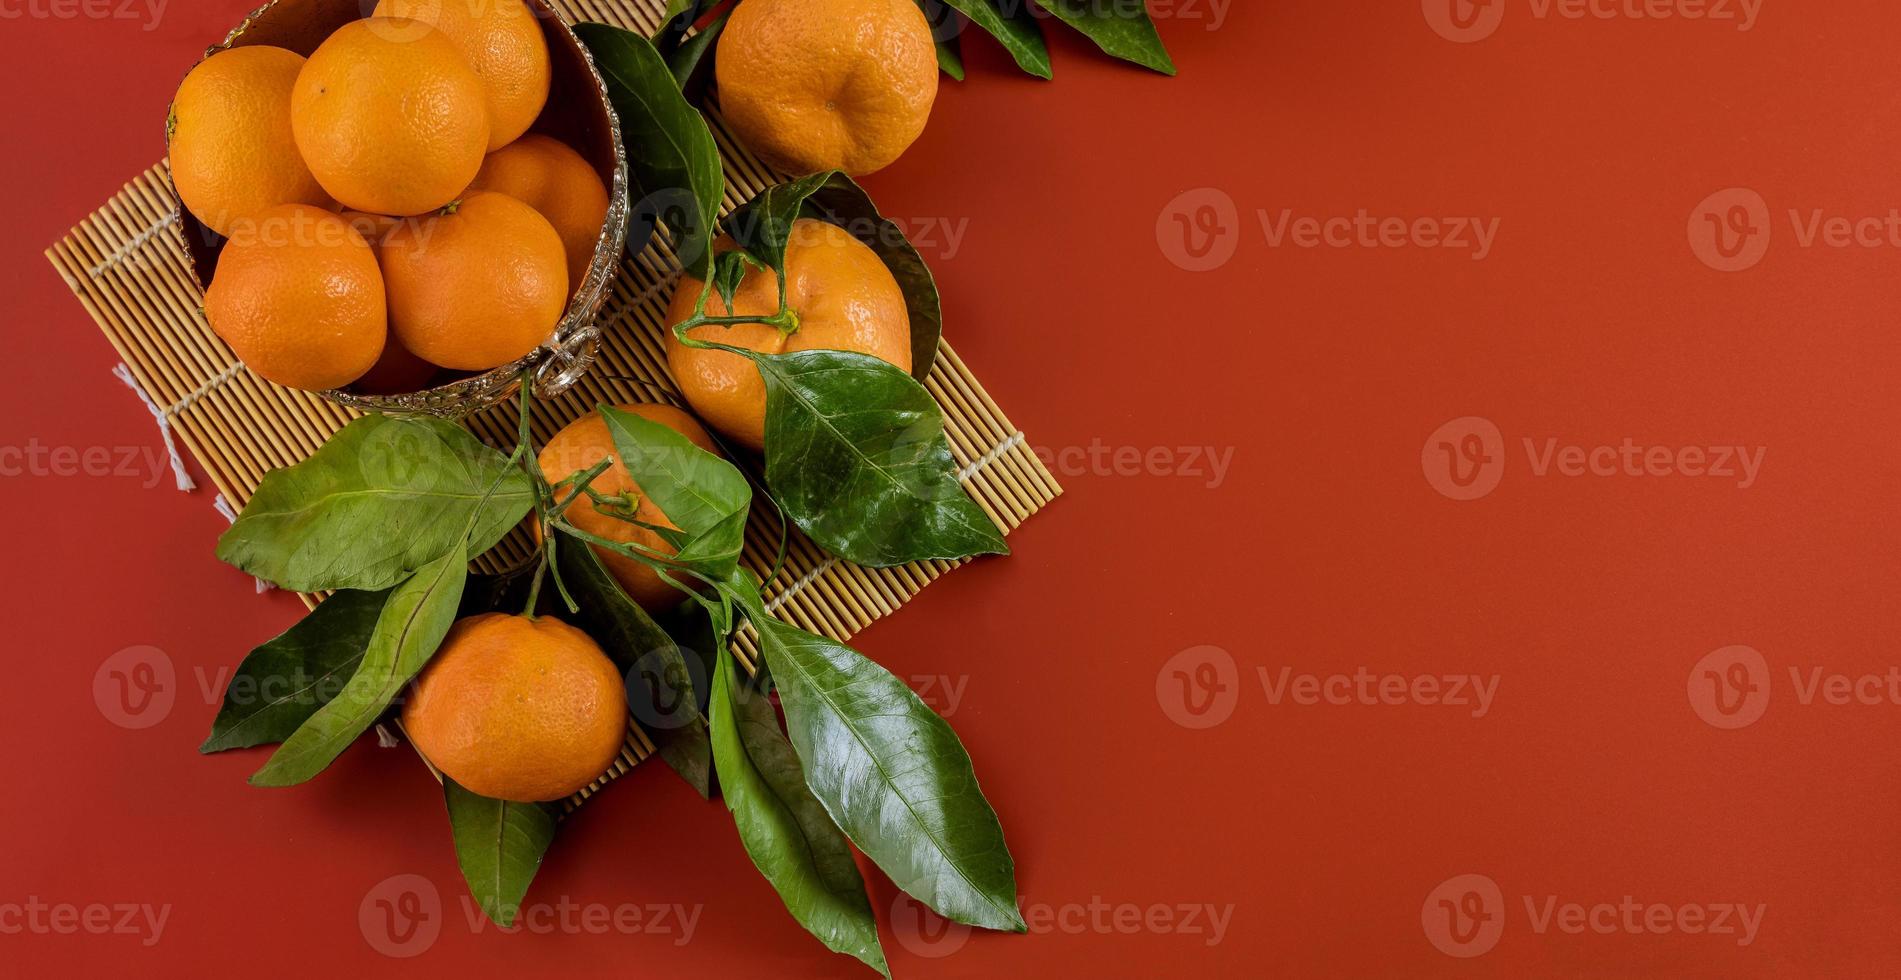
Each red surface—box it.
[4,1,1899,975]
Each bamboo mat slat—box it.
[45,0,1060,812]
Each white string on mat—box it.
[87,211,178,279]
[112,362,196,491]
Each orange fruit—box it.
[374,0,552,151]
[465,135,609,296]
[381,192,568,371]
[401,613,626,802]
[665,219,911,450]
[204,204,386,392]
[336,211,442,394]
[290,18,489,216]
[716,0,938,176]
[168,46,332,237]
[338,210,402,248]
[537,404,722,611]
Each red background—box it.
[4,0,1897,975]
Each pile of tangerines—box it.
[183,0,945,805]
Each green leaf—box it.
[723,575,1023,933]
[936,32,965,81]
[756,349,1007,567]
[200,588,390,753]
[215,415,533,593]
[723,172,834,289]
[711,248,762,310]
[597,404,752,578]
[249,549,468,787]
[575,23,725,278]
[1031,0,1175,75]
[554,525,711,796]
[915,0,967,81]
[943,0,1051,78]
[711,653,889,976]
[725,173,943,378]
[444,779,559,928]
[667,8,730,99]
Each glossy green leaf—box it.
[711,248,761,310]
[915,0,967,80]
[1032,0,1175,75]
[200,588,389,753]
[723,172,833,291]
[598,404,751,578]
[711,653,889,975]
[249,550,468,787]
[936,31,966,80]
[724,576,1023,933]
[756,349,1007,567]
[555,525,710,796]
[576,23,724,277]
[215,416,532,592]
[724,172,942,378]
[943,0,1051,78]
[667,8,730,99]
[445,778,559,928]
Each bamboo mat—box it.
[45,0,1060,809]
